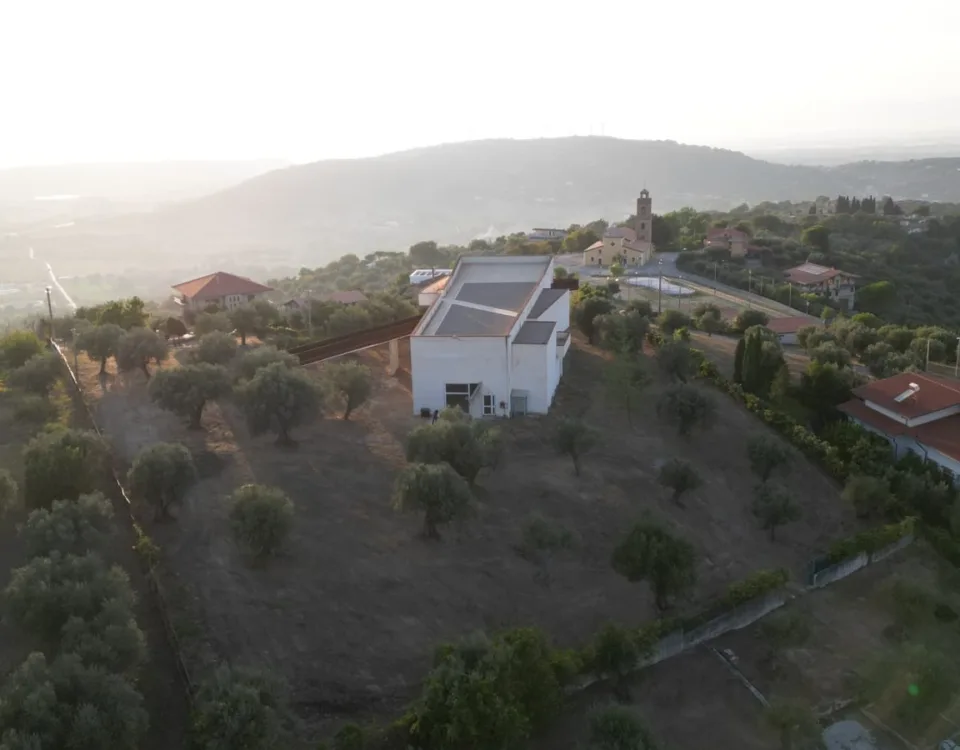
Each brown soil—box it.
[73,336,857,739]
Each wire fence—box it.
[50,341,196,705]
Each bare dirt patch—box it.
[73,336,857,739]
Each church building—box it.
[582,190,655,267]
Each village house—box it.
[583,190,655,267]
[839,372,960,479]
[410,255,570,418]
[782,263,858,309]
[527,228,568,242]
[765,316,818,346]
[703,227,752,258]
[172,272,273,312]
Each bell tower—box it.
[635,189,652,244]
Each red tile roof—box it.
[850,371,960,419]
[783,263,858,286]
[173,272,272,301]
[766,316,819,335]
[839,398,960,462]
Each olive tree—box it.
[59,597,147,675]
[194,311,233,336]
[23,428,109,509]
[76,323,124,374]
[7,352,62,396]
[0,469,19,518]
[656,340,694,383]
[392,462,471,539]
[406,416,503,485]
[191,666,284,750]
[842,474,893,519]
[236,362,322,445]
[0,330,43,369]
[116,327,168,379]
[228,305,263,346]
[656,384,717,437]
[235,345,298,381]
[747,436,792,482]
[194,331,238,366]
[657,310,691,336]
[229,484,294,559]
[552,416,597,476]
[21,492,114,558]
[149,363,232,429]
[0,653,148,750]
[325,360,373,420]
[589,704,658,750]
[611,519,696,610]
[751,484,802,541]
[4,552,135,639]
[590,623,642,699]
[127,443,197,520]
[657,458,702,506]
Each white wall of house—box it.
[922,446,960,478]
[863,400,960,428]
[848,417,959,481]
[778,332,798,346]
[410,336,510,418]
[512,342,549,412]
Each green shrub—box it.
[393,463,472,539]
[0,330,44,369]
[229,484,295,560]
[235,345,299,381]
[11,392,59,423]
[0,468,19,518]
[7,352,62,395]
[21,492,114,558]
[826,518,914,563]
[3,552,135,639]
[410,628,566,750]
[60,598,147,674]
[0,652,147,750]
[518,514,577,561]
[22,428,109,509]
[588,704,658,750]
[723,568,789,608]
[191,665,284,750]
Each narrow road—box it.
[31,247,78,310]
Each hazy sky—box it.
[2,0,958,167]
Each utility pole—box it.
[788,282,793,309]
[71,328,79,374]
[658,259,663,314]
[304,289,313,337]
[926,337,932,371]
[747,270,752,309]
[44,286,54,340]
[955,336,960,379]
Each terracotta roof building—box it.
[839,371,960,478]
[173,272,273,312]
[764,316,820,345]
[783,263,858,310]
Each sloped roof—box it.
[421,276,450,294]
[584,240,604,252]
[850,371,960,419]
[173,272,272,300]
[765,316,818,335]
[604,226,637,241]
[840,397,960,462]
[784,263,858,285]
[513,320,556,345]
[528,288,566,319]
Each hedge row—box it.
[825,517,915,564]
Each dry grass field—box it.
[0,377,188,750]
[72,335,859,739]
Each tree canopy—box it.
[149,363,233,429]
[127,443,197,520]
[611,519,697,610]
[236,362,322,445]
[392,462,472,539]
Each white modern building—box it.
[410,255,571,417]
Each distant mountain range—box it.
[16,138,960,274]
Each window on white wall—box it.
[445,383,479,411]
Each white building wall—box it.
[410,336,509,418]
[545,335,560,405]
[921,446,960,478]
[511,343,549,413]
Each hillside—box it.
[15,138,960,286]
[144,138,960,254]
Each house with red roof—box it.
[783,263,858,309]
[765,316,820,346]
[172,272,273,312]
[839,371,960,478]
